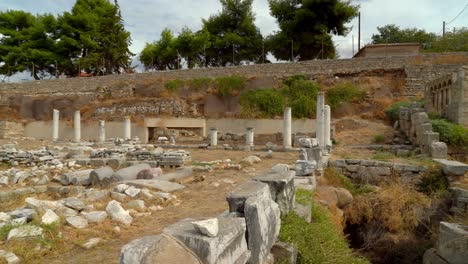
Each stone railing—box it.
[398,103,448,159]
[329,159,428,185]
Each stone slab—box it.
[120,179,185,193]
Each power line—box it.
[446,2,468,25]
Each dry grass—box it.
[345,183,431,233]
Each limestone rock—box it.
[244,193,281,264]
[192,218,219,237]
[226,181,271,213]
[112,163,152,182]
[434,159,468,176]
[66,216,88,229]
[82,211,108,224]
[137,167,163,180]
[106,200,133,226]
[90,166,114,186]
[0,249,20,264]
[253,170,295,215]
[271,241,298,264]
[114,183,130,193]
[128,200,146,212]
[7,208,36,221]
[437,222,468,264]
[82,237,102,249]
[7,225,43,241]
[120,234,202,264]
[241,155,261,165]
[163,215,249,264]
[125,186,141,198]
[63,197,85,211]
[41,209,60,225]
[295,160,316,176]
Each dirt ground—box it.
[21,149,298,264]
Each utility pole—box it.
[262,40,265,64]
[204,45,207,67]
[358,12,361,50]
[291,40,294,62]
[232,44,235,65]
[321,38,324,59]
[443,21,446,36]
[352,35,355,57]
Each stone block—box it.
[293,202,311,223]
[437,222,468,264]
[271,241,298,264]
[226,181,270,213]
[295,160,316,176]
[163,215,249,264]
[244,193,280,264]
[431,142,448,159]
[89,159,107,167]
[434,159,468,176]
[253,170,295,215]
[120,234,202,264]
[422,248,449,264]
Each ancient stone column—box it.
[98,120,106,143]
[74,110,81,142]
[52,109,59,142]
[283,107,292,148]
[324,105,331,147]
[124,117,131,140]
[209,128,218,146]
[316,92,325,148]
[246,127,254,146]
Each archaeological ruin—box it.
[0,52,467,264]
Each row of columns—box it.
[209,107,294,148]
[52,109,131,143]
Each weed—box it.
[164,79,185,93]
[326,82,366,111]
[417,167,448,197]
[282,75,308,86]
[373,134,385,144]
[324,168,375,196]
[295,188,313,206]
[240,89,285,118]
[384,101,411,122]
[214,75,247,97]
[0,223,16,240]
[431,119,468,146]
[280,205,369,264]
[189,77,212,91]
[372,150,396,161]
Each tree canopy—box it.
[202,0,264,66]
[266,0,359,61]
[0,0,133,79]
[371,24,468,52]
[371,24,437,47]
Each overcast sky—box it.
[0,0,467,61]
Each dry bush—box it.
[345,183,430,233]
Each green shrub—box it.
[427,111,442,120]
[215,75,247,96]
[325,168,375,196]
[240,89,285,118]
[385,101,411,122]
[283,79,319,99]
[372,150,396,161]
[417,168,448,197]
[282,74,308,86]
[189,77,212,91]
[431,119,468,146]
[283,79,320,118]
[290,95,316,118]
[374,134,385,143]
[280,204,369,264]
[326,82,366,111]
[164,79,185,92]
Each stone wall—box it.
[0,53,467,107]
[398,104,448,158]
[329,159,428,185]
[0,121,24,139]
